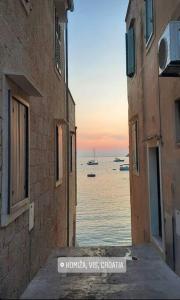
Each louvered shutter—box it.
[126,27,135,77]
[55,11,62,73]
[11,98,28,209]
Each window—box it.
[145,0,154,44]
[20,0,32,15]
[132,120,139,173]
[126,25,135,77]
[70,134,73,173]
[175,99,180,143]
[10,97,29,214]
[55,9,62,74]
[55,124,63,185]
[70,133,75,173]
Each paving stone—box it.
[21,245,180,299]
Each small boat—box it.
[120,164,129,171]
[87,173,96,177]
[87,160,98,165]
[113,157,124,162]
[87,149,98,165]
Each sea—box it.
[76,156,132,246]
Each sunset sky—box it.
[68,0,129,157]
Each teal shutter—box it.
[145,0,154,42]
[126,27,135,77]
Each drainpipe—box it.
[65,11,70,247]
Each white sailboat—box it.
[87,149,98,165]
[113,157,124,162]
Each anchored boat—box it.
[87,149,98,165]
[113,157,124,162]
[120,164,129,171]
[87,173,96,177]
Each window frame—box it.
[70,133,73,173]
[1,86,30,227]
[131,119,139,175]
[55,123,63,187]
[145,0,154,46]
[69,132,75,174]
[9,95,30,215]
[175,99,180,145]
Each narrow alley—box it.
[21,245,180,299]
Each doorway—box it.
[148,145,164,249]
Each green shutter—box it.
[126,27,135,77]
[145,0,154,42]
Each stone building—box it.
[0,0,76,298]
[126,0,180,275]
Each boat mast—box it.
[93,148,95,161]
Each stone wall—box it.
[0,0,75,298]
[126,0,180,273]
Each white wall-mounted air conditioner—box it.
[158,21,180,77]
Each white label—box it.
[58,257,127,274]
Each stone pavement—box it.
[21,244,180,299]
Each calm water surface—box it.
[76,156,132,246]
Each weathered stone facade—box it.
[0,0,76,298]
[126,0,180,275]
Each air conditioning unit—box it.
[158,21,180,76]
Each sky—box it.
[68,0,129,157]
